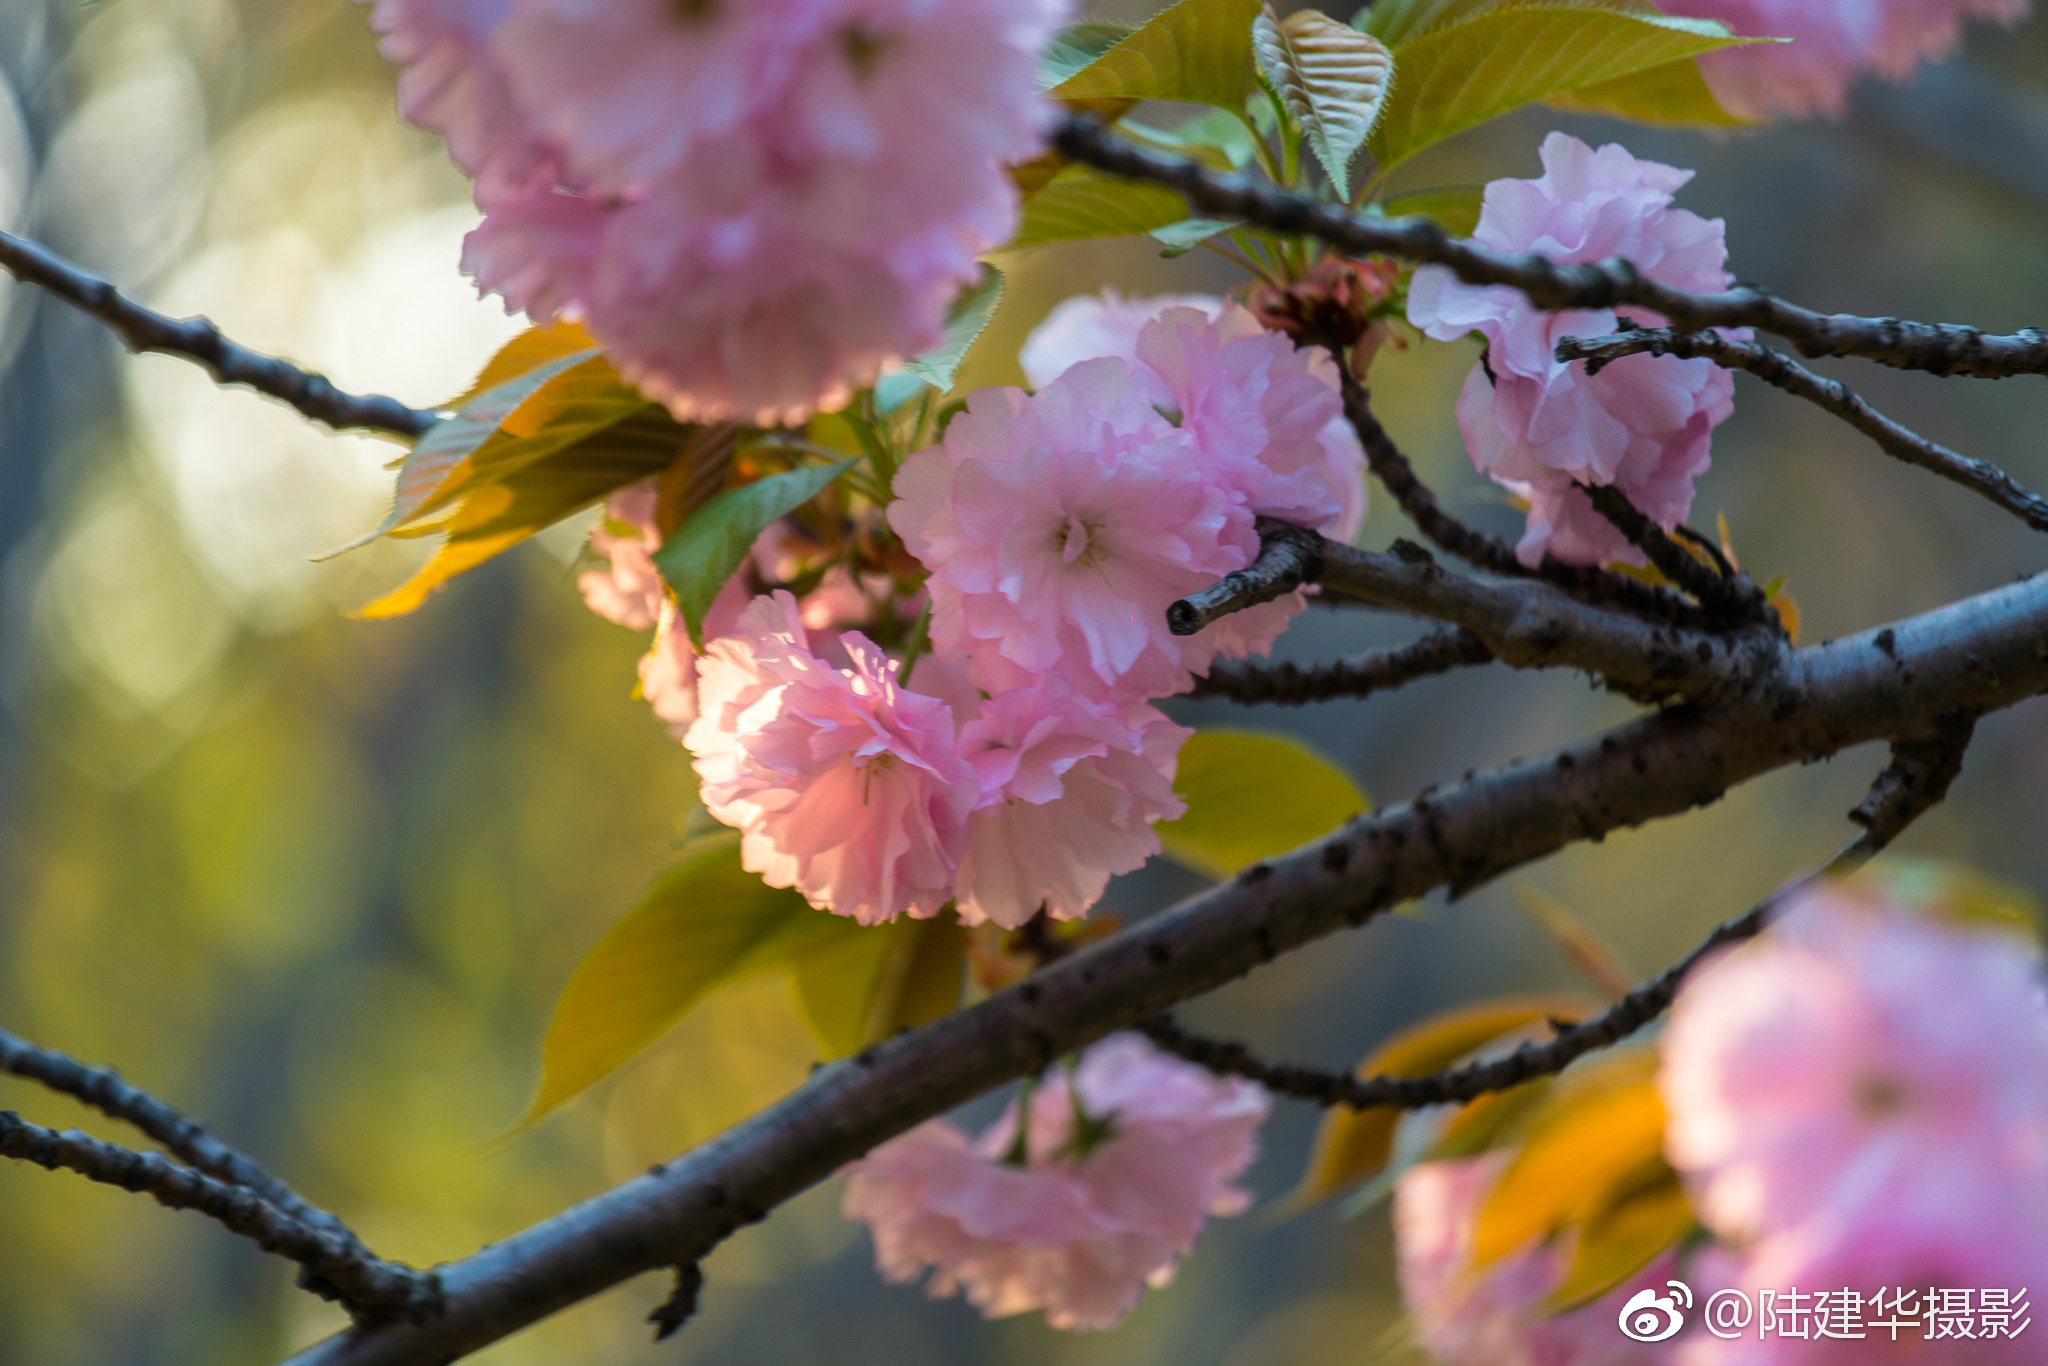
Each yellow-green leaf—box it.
[1354,0,1498,47]
[1549,1169,1695,1309]
[1158,729,1367,880]
[354,408,688,618]
[1296,993,1598,1203]
[1850,858,2044,941]
[1375,184,1483,236]
[1546,53,1753,126]
[1471,1047,1669,1267]
[514,838,833,1131]
[1253,6,1394,200]
[791,915,967,1059]
[899,265,1005,393]
[1512,883,1636,1001]
[445,319,597,410]
[1048,0,1264,115]
[1367,7,1756,172]
[1007,164,1193,249]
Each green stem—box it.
[897,597,933,687]
[1000,1073,1037,1167]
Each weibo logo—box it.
[1618,1280,1693,1342]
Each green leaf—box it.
[1008,164,1192,249]
[1353,0,1498,47]
[1123,107,1261,169]
[1158,729,1368,879]
[1374,184,1483,236]
[1545,52,1752,126]
[653,458,858,647]
[1366,6,1754,172]
[1253,5,1394,200]
[1039,20,1135,89]
[791,915,967,1058]
[1048,0,1264,115]
[515,837,833,1130]
[899,265,1005,394]
[1150,217,1240,258]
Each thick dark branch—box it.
[0,229,437,438]
[0,1027,358,1246]
[1168,517,1325,634]
[1577,482,1768,619]
[1139,721,1973,1109]
[0,1111,436,1321]
[1333,367,1705,625]
[1558,327,2048,534]
[284,565,2048,1366]
[1189,628,1495,705]
[1054,118,2048,380]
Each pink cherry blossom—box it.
[1018,289,1226,390]
[953,682,1188,928]
[1660,0,2031,122]
[684,591,978,923]
[842,1033,1268,1330]
[1407,133,1735,567]
[1659,883,2048,1363]
[1395,1155,1689,1366]
[1134,303,1368,542]
[888,359,1262,702]
[577,480,665,631]
[372,0,1066,425]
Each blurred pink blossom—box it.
[1395,1155,1687,1366]
[842,1033,1268,1329]
[889,359,1261,702]
[1660,884,2048,1363]
[1407,133,1735,567]
[1018,289,1227,390]
[953,682,1188,928]
[372,0,1065,425]
[685,591,979,923]
[1660,0,2031,121]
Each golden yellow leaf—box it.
[1295,993,1598,1204]
[1549,1169,1696,1310]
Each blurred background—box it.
[0,1,2045,1362]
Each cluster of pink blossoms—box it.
[366,0,1064,424]
[843,1032,1270,1328]
[581,301,1365,928]
[1409,133,1737,568]
[1393,882,2048,1365]
[1662,0,2032,120]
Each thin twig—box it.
[1168,517,1325,634]
[0,229,437,438]
[0,1027,357,1244]
[1053,117,2048,380]
[1577,482,1768,620]
[1139,723,1973,1111]
[1558,326,2048,534]
[1189,628,1494,705]
[1331,365,1706,625]
[0,1111,437,1320]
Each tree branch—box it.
[1576,482,1768,619]
[1332,367,1706,625]
[1168,516,1325,634]
[281,564,2048,1366]
[1137,720,1973,1109]
[1189,627,1495,705]
[0,1026,360,1247]
[1179,524,1774,705]
[0,229,438,438]
[1053,117,2048,380]
[1557,326,2048,534]
[0,1111,436,1320]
